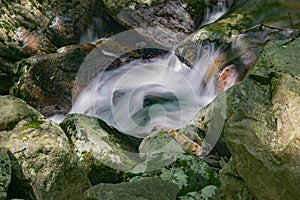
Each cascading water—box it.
[70,42,223,137]
[201,0,233,26]
[51,1,233,137]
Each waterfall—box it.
[50,1,234,137]
[70,42,223,137]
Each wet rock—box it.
[0,96,91,200]
[11,44,95,117]
[176,0,300,90]
[60,113,142,185]
[84,177,180,200]
[0,148,11,200]
[0,0,94,62]
[191,37,300,199]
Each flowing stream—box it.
[51,1,233,137]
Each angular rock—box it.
[60,113,142,185]
[0,0,94,61]
[0,96,91,200]
[84,177,180,200]
[11,44,95,117]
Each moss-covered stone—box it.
[191,37,300,199]
[0,96,91,200]
[60,113,142,185]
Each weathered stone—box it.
[0,96,91,200]
[60,113,142,185]
[192,37,300,199]
[0,0,94,62]
[84,177,180,200]
[0,148,11,200]
[11,44,95,117]
[0,95,41,131]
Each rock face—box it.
[0,96,91,200]
[192,37,300,199]
[101,0,205,33]
[0,0,94,62]
[11,44,94,117]
[60,114,142,185]
[99,0,208,48]
[84,177,180,200]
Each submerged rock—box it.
[192,37,300,199]
[60,113,142,185]
[84,177,180,200]
[11,44,94,117]
[0,96,91,200]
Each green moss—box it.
[20,119,44,132]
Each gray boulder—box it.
[84,177,180,200]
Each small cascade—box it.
[202,0,233,26]
[70,42,224,137]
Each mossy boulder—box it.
[11,44,94,117]
[191,37,300,199]
[0,0,94,62]
[84,177,180,200]
[60,113,142,185]
[0,96,91,200]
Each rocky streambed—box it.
[1,0,300,200]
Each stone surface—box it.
[99,0,208,49]
[11,44,94,117]
[60,113,142,185]
[84,177,180,200]
[0,0,94,61]
[191,37,300,199]
[0,148,11,200]
[0,96,91,200]
[128,130,219,196]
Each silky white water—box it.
[70,43,223,137]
